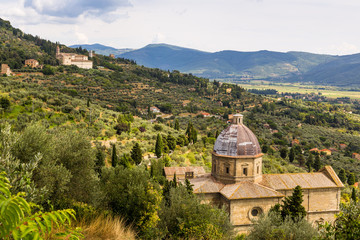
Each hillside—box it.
[2,18,360,239]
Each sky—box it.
[0,0,360,55]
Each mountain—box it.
[70,42,360,87]
[69,43,134,56]
[298,53,360,87]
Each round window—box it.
[249,207,263,218]
[251,208,259,216]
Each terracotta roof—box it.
[261,168,344,190]
[192,177,224,194]
[214,123,261,156]
[164,166,206,176]
[220,181,284,199]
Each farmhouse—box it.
[24,59,39,68]
[56,46,93,69]
[1,64,12,76]
[165,114,344,233]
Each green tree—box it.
[119,153,131,168]
[348,173,356,186]
[306,153,314,172]
[131,142,142,165]
[296,153,305,167]
[101,166,162,236]
[313,154,321,171]
[155,134,163,158]
[42,64,55,75]
[94,145,105,175]
[352,188,357,202]
[111,144,118,167]
[174,119,180,131]
[247,211,318,240]
[339,168,347,183]
[281,186,307,222]
[156,185,234,239]
[289,147,295,163]
[167,134,176,151]
[280,147,288,159]
[0,97,10,110]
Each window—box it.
[250,207,263,218]
[243,167,248,176]
[226,167,229,174]
[185,172,194,179]
[257,166,260,174]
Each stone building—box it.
[56,46,93,69]
[164,114,344,233]
[1,64,12,76]
[25,59,39,68]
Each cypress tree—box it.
[95,147,105,175]
[174,119,180,131]
[111,144,118,167]
[351,187,357,202]
[338,168,347,183]
[280,147,288,159]
[155,134,163,158]
[289,148,295,163]
[167,134,176,151]
[215,130,220,138]
[348,173,356,186]
[131,142,142,165]
[306,154,314,172]
[281,185,307,222]
[297,153,305,167]
[313,154,321,171]
[185,178,193,195]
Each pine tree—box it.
[351,187,357,202]
[348,173,356,185]
[306,154,314,172]
[338,168,347,183]
[313,154,321,171]
[155,134,163,158]
[131,142,142,165]
[281,185,307,222]
[174,119,180,131]
[289,148,295,163]
[111,144,118,167]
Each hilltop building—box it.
[1,64,12,76]
[25,59,39,68]
[56,46,93,69]
[165,114,344,233]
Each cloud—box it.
[318,42,360,55]
[24,0,132,18]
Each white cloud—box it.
[318,43,360,56]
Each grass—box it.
[238,81,360,99]
[76,214,137,240]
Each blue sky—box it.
[0,0,359,55]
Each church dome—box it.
[214,114,261,156]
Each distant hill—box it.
[70,43,134,57]
[118,44,334,80]
[297,53,360,87]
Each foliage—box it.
[0,172,82,239]
[280,186,307,222]
[155,134,163,158]
[111,144,118,167]
[156,185,234,239]
[130,142,142,165]
[247,211,318,240]
[101,166,162,236]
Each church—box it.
[164,114,344,232]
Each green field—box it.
[238,81,360,99]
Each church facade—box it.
[164,114,344,232]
